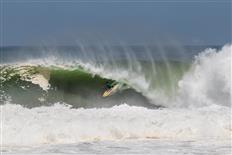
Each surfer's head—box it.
[106,81,112,89]
[106,81,117,89]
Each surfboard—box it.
[102,84,119,97]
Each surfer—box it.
[103,81,129,97]
[102,81,120,97]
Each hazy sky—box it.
[1,0,231,46]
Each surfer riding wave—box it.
[102,81,128,97]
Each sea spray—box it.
[177,44,231,108]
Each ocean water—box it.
[0,44,231,154]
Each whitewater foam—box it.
[1,103,230,146]
[177,44,231,108]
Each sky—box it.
[1,0,231,46]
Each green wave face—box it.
[0,61,190,108]
[0,65,152,108]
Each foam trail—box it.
[2,103,230,146]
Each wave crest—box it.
[177,44,231,107]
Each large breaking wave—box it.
[0,58,189,108]
[0,44,231,148]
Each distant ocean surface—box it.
[0,44,231,155]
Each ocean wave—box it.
[0,44,231,149]
[0,61,187,108]
[1,44,230,108]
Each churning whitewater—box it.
[0,44,231,153]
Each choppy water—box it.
[2,139,231,155]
